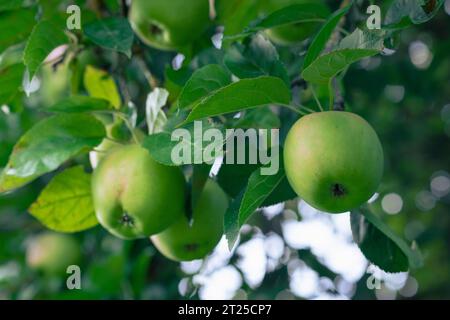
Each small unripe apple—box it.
[92,144,185,239]
[26,232,81,275]
[129,0,211,51]
[284,111,384,213]
[151,180,228,261]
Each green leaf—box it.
[146,88,168,134]
[337,28,385,51]
[178,64,231,109]
[385,0,444,28]
[261,175,297,207]
[223,190,245,249]
[46,96,113,113]
[184,76,291,123]
[302,29,384,85]
[239,169,285,225]
[0,114,106,193]
[351,208,423,273]
[0,63,24,105]
[28,166,98,233]
[218,162,260,199]
[83,65,121,109]
[217,142,295,206]
[164,65,192,105]
[298,249,337,279]
[303,4,352,69]
[225,164,286,249]
[142,120,224,166]
[0,8,36,53]
[302,50,378,84]
[162,109,190,131]
[228,3,329,40]
[23,19,68,80]
[83,17,134,58]
[224,34,289,85]
[0,170,34,194]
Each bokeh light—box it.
[409,41,433,69]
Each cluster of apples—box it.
[92,140,228,262]
[88,112,383,264]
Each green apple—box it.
[129,0,211,51]
[26,232,81,275]
[284,111,384,213]
[260,0,327,45]
[151,179,228,261]
[92,144,185,239]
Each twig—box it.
[326,0,351,111]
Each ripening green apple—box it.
[151,180,228,262]
[26,232,81,275]
[284,111,384,213]
[129,0,211,51]
[92,144,185,239]
[260,0,327,45]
